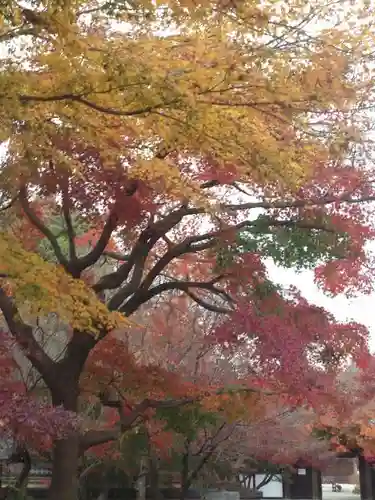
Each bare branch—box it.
[94,252,138,293]
[200,180,220,189]
[179,217,337,250]
[192,422,230,457]
[121,279,233,316]
[102,251,130,261]
[185,424,229,490]
[127,234,218,300]
[73,181,143,275]
[107,251,150,310]
[94,229,157,294]
[77,1,112,16]
[186,290,233,314]
[224,192,375,212]
[13,446,31,491]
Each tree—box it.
[0,329,77,498]
[1,1,375,499]
[103,400,338,499]
[81,298,363,499]
[309,358,375,461]
[0,328,77,448]
[157,407,339,493]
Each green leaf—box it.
[214,215,352,272]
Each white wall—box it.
[240,474,283,498]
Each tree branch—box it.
[121,279,232,316]
[18,186,69,271]
[113,236,219,312]
[95,207,187,297]
[103,213,338,315]
[76,208,119,274]
[93,228,157,295]
[224,192,375,212]
[60,178,77,262]
[102,251,130,261]
[192,423,230,458]
[185,425,227,490]
[186,290,233,314]
[0,26,39,42]
[256,473,275,490]
[181,218,336,248]
[80,397,194,451]
[13,446,31,491]
[74,181,143,274]
[18,92,178,116]
[80,386,270,452]
[0,288,58,392]
[138,238,214,292]
[78,180,151,274]
[59,329,99,388]
[107,250,151,310]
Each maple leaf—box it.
[0,331,78,451]
[1,1,375,499]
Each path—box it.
[322,483,359,500]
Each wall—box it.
[243,474,283,498]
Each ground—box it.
[322,483,359,500]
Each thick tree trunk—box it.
[47,332,96,500]
[48,373,81,500]
[48,435,80,500]
[148,451,163,500]
[180,450,190,500]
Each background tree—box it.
[80,300,357,499]
[308,358,375,461]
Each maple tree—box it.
[1,0,375,499]
[156,403,341,492]
[0,328,77,497]
[80,300,358,500]
[308,358,375,463]
[81,399,339,498]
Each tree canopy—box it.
[1,0,375,499]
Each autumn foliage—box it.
[1,0,375,498]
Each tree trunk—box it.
[48,435,80,500]
[12,446,31,499]
[48,376,81,500]
[47,331,95,500]
[137,457,147,500]
[180,450,190,500]
[148,452,163,500]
